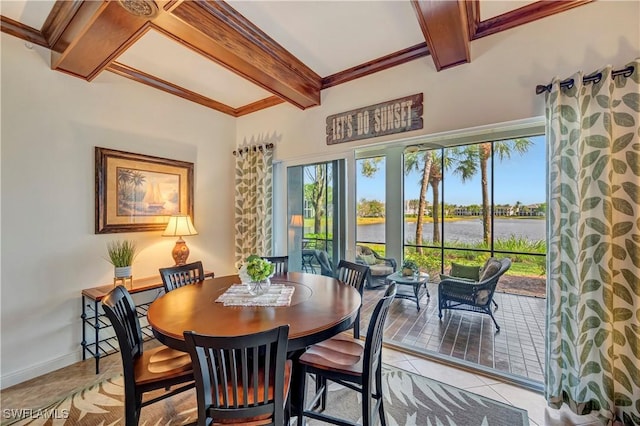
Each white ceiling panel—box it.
[0,0,54,30]
[117,29,273,108]
[227,0,425,77]
[480,1,538,20]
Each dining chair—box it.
[335,260,369,339]
[183,325,292,426]
[102,285,194,426]
[159,260,211,293]
[262,255,289,275]
[296,283,397,426]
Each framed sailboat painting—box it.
[95,147,194,233]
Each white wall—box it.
[236,0,640,253]
[1,0,638,388]
[0,33,238,387]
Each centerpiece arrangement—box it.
[239,255,275,296]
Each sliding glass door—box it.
[287,160,345,275]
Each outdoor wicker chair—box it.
[438,258,511,331]
[355,245,397,289]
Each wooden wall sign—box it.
[326,93,423,145]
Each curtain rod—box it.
[232,143,274,156]
[535,65,634,95]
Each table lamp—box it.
[163,215,198,265]
[290,214,303,227]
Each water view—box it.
[357,218,545,244]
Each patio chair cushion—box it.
[451,263,481,281]
[369,264,394,277]
[360,254,377,265]
[480,258,502,282]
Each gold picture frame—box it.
[95,147,194,234]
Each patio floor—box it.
[360,280,547,383]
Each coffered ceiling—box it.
[1,0,592,117]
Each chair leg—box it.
[489,311,501,331]
[297,367,307,426]
[362,380,372,426]
[376,364,387,426]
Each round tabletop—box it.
[147,272,362,352]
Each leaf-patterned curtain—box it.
[234,144,273,266]
[545,59,640,425]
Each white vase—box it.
[246,278,271,296]
[114,266,132,278]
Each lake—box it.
[357,218,546,244]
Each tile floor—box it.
[1,341,603,426]
[362,282,547,383]
[383,346,603,426]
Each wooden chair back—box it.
[159,261,206,293]
[335,260,369,338]
[184,325,291,426]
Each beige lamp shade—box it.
[290,214,304,227]
[163,215,198,237]
[163,215,198,265]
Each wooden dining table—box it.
[147,272,362,353]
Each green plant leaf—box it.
[580,280,602,294]
[613,222,634,238]
[613,112,635,127]
[582,361,602,375]
[622,92,640,112]
[581,197,601,211]
[612,133,634,153]
[612,198,634,215]
[585,134,610,148]
[581,150,600,167]
[627,151,640,176]
[585,217,608,235]
[620,269,640,296]
[586,300,609,322]
[625,239,640,268]
[614,282,634,305]
[592,154,609,180]
[614,368,633,393]
[582,112,601,129]
[560,104,578,122]
[622,182,639,204]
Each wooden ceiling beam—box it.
[411,0,470,71]
[0,15,47,47]
[50,1,150,81]
[473,0,594,40]
[322,43,431,89]
[154,0,321,110]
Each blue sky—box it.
[356,135,546,206]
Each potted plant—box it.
[401,259,419,277]
[106,240,137,280]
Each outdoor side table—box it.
[385,271,430,311]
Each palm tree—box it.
[304,164,326,234]
[451,139,532,244]
[404,151,432,253]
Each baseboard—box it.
[1,351,81,390]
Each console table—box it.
[81,276,165,374]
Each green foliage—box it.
[401,259,419,272]
[106,240,137,267]
[245,255,275,281]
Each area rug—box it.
[3,366,529,426]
